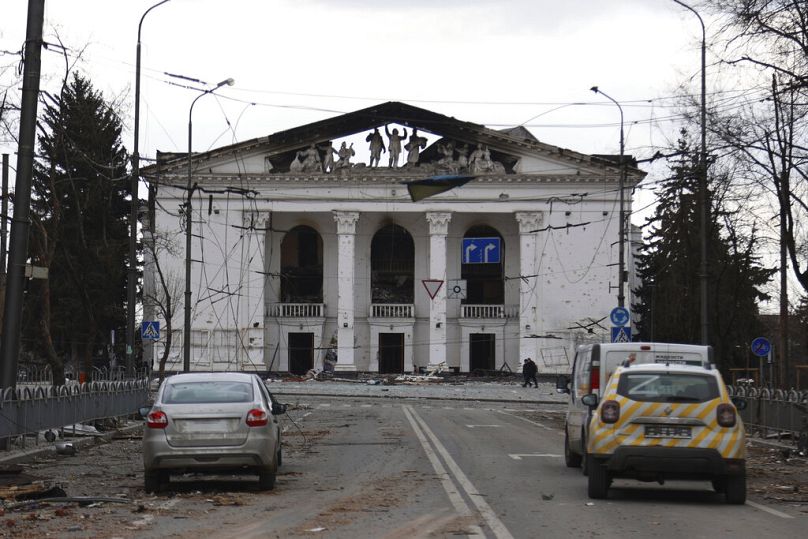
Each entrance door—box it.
[379,333,404,374]
[288,332,314,375]
[470,333,495,372]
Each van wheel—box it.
[724,472,746,504]
[587,455,609,499]
[564,429,582,468]
[711,478,726,493]
[277,447,283,467]
[581,430,589,476]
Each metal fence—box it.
[0,379,150,443]
[727,385,808,447]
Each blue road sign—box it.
[462,237,501,264]
[610,307,630,327]
[751,337,771,358]
[141,321,160,341]
[611,326,631,343]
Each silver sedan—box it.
[142,372,285,492]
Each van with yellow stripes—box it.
[583,362,747,504]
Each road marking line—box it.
[401,406,484,537]
[466,424,502,428]
[746,500,794,519]
[508,453,563,460]
[406,405,515,539]
[496,410,559,433]
[360,404,372,407]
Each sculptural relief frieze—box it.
[273,126,509,175]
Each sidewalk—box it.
[266,378,568,405]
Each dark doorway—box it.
[461,225,504,305]
[281,226,323,303]
[371,224,415,303]
[288,332,314,375]
[470,333,495,372]
[379,333,404,373]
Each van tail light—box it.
[717,404,736,427]
[246,409,268,427]
[590,364,600,392]
[601,400,620,424]
[147,410,168,429]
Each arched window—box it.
[280,225,323,302]
[371,224,414,303]
[461,225,504,304]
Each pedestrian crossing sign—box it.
[141,321,160,341]
[611,326,631,343]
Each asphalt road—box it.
[3,395,805,538]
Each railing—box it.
[370,304,414,318]
[0,379,150,443]
[460,304,519,319]
[268,303,325,318]
[728,385,808,446]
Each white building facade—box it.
[142,102,644,375]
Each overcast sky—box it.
[1,0,714,221]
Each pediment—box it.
[146,101,644,181]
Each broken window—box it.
[280,225,323,303]
[371,224,414,303]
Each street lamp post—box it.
[590,86,626,309]
[673,0,709,345]
[183,78,234,372]
[130,0,171,377]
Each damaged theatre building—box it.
[141,102,644,375]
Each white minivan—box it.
[555,342,712,472]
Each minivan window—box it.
[616,373,719,403]
[163,381,254,404]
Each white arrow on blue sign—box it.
[750,337,771,358]
[610,307,630,327]
[462,237,501,264]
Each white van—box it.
[555,342,712,472]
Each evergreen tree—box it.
[23,73,130,381]
[634,130,772,372]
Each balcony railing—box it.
[268,303,325,318]
[461,304,519,319]
[370,303,414,318]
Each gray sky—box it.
[1,0,713,222]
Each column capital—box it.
[242,211,271,229]
[426,212,452,235]
[515,211,543,234]
[333,211,360,234]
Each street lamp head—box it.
[215,77,235,89]
[590,86,599,94]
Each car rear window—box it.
[616,372,719,403]
[163,381,254,404]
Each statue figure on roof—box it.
[437,141,454,165]
[299,144,322,173]
[289,150,305,173]
[385,125,407,168]
[334,141,355,169]
[468,143,505,174]
[405,128,428,166]
[456,143,469,169]
[321,143,338,173]
[366,128,387,168]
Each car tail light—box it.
[601,400,620,424]
[589,363,600,392]
[147,410,168,429]
[717,404,736,427]
[246,409,268,427]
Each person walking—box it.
[522,357,538,388]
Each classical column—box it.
[333,211,360,371]
[241,210,270,368]
[426,212,452,369]
[516,212,542,370]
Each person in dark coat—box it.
[522,358,538,388]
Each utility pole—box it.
[0,0,45,390]
[0,154,8,330]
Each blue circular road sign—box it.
[610,307,630,327]
[750,337,771,357]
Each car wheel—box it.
[144,470,167,493]
[724,472,746,504]
[258,468,276,491]
[581,429,589,476]
[711,478,726,493]
[564,428,582,468]
[277,447,283,468]
[587,454,609,499]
